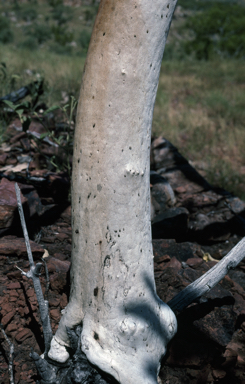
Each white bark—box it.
[48,1,178,383]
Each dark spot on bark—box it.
[94,287,98,297]
[167,3,170,8]
[129,146,132,150]
[88,193,91,199]
[92,96,94,99]
[134,35,136,38]
[93,123,95,128]
[77,158,80,163]
[161,14,163,18]
[97,184,102,192]
[104,255,111,267]
[94,332,99,340]
[103,32,105,36]
[75,229,79,234]
[146,30,149,33]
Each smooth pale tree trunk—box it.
[48,1,178,383]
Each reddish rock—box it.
[0,153,8,165]
[7,281,21,289]
[0,178,27,230]
[0,236,44,259]
[60,293,68,309]
[56,232,69,241]
[50,272,68,294]
[15,328,33,342]
[212,369,226,379]
[186,257,203,269]
[54,252,68,261]
[50,308,61,322]
[155,254,170,263]
[47,257,70,273]
[1,311,15,326]
[1,302,13,313]
[6,323,18,332]
[9,132,26,144]
[49,296,60,307]
[167,257,182,270]
[61,205,71,224]
[26,288,35,298]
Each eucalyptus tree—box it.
[47,1,178,383]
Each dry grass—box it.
[153,59,245,198]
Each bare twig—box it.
[15,183,53,354]
[0,321,15,384]
[167,236,245,312]
[42,254,50,301]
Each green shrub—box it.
[51,24,74,46]
[78,29,91,52]
[24,23,52,45]
[49,42,72,55]
[18,7,38,22]
[48,0,63,7]
[185,3,245,59]
[51,5,73,26]
[20,36,38,50]
[0,16,13,44]
[83,6,98,23]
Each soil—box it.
[0,118,245,384]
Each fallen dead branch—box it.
[167,236,245,312]
[0,320,15,384]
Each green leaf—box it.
[22,117,31,132]
[16,109,24,116]
[2,100,16,110]
[40,132,49,139]
[43,105,60,115]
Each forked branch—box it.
[15,183,53,354]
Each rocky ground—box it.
[0,117,245,384]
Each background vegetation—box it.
[0,0,245,198]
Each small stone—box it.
[155,254,171,263]
[7,282,21,289]
[1,311,15,326]
[56,232,69,241]
[9,290,18,297]
[47,257,70,273]
[54,252,68,261]
[50,308,61,322]
[15,328,33,342]
[0,179,27,230]
[60,293,68,310]
[6,323,18,332]
[212,369,226,379]
[49,296,60,307]
[186,258,203,269]
[0,235,44,259]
